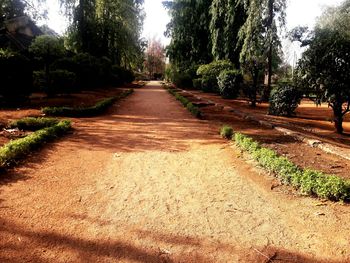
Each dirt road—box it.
[1,82,349,262]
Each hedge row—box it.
[166,88,201,118]
[9,117,59,131]
[0,120,72,169]
[42,89,134,117]
[232,132,350,201]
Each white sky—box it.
[42,0,344,60]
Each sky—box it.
[42,0,344,60]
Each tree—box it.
[60,0,145,67]
[295,0,350,134]
[163,0,213,68]
[209,0,246,66]
[144,38,165,79]
[238,0,285,104]
[29,35,65,94]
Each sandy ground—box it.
[1,81,350,263]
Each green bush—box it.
[234,133,350,201]
[33,70,46,91]
[217,70,243,99]
[192,78,202,90]
[0,120,71,169]
[50,70,76,95]
[9,117,59,131]
[0,50,32,105]
[220,125,234,139]
[197,60,234,93]
[42,89,133,117]
[268,83,302,116]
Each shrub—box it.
[234,132,350,201]
[9,117,59,131]
[192,78,202,90]
[220,125,234,139]
[0,50,32,105]
[217,70,243,99]
[50,70,76,95]
[197,60,234,93]
[33,70,46,92]
[111,65,135,85]
[0,120,71,169]
[268,83,302,116]
[42,89,133,117]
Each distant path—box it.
[1,81,349,262]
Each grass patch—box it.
[0,120,72,169]
[220,127,350,201]
[166,87,202,118]
[42,89,134,117]
[9,117,59,131]
[220,125,234,139]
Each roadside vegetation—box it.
[0,119,71,170]
[220,125,350,201]
[42,89,134,117]
[166,86,201,118]
[164,0,350,134]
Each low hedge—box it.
[0,120,72,169]
[42,89,134,117]
[9,117,59,131]
[166,87,202,118]
[236,132,350,201]
[223,127,350,201]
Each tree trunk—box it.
[251,69,258,107]
[261,0,274,102]
[333,103,344,134]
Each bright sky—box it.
[42,0,344,55]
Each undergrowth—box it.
[42,89,134,117]
[221,125,350,201]
[0,120,72,169]
[166,87,202,118]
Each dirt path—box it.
[1,82,350,263]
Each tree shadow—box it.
[0,217,347,263]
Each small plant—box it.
[268,83,302,116]
[9,117,59,131]
[42,89,133,117]
[192,78,202,90]
[234,132,350,201]
[0,120,72,169]
[217,70,243,99]
[220,125,234,139]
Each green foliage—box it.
[210,0,246,65]
[0,120,71,169]
[217,69,243,99]
[166,87,202,118]
[268,83,302,116]
[42,89,134,117]
[29,35,65,64]
[164,0,213,67]
[165,64,197,89]
[9,117,59,131]
[295,2,350,134]
[220,125,234,139]
[197,60,234,93]
[0,49,33,105]
[50,70,76,94]
[234,133,350,201]
[62,0,145,68]
[111,65,135,85]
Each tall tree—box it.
[163,0,213,68]
[238,0,286,103]
[60,0,145,67]
[209,0,246,66]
